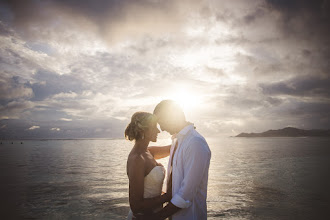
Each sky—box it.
[0,0,329,139]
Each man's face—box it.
[157,117,176,135]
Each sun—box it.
[174,90,196,110]
[166,87,202,116]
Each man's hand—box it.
[163,193,171,203]
[135,202,180,220]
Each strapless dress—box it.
[127,165,165,220]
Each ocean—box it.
[0,137,329,219]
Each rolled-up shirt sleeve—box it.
[170,137,211,209]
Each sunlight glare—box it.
[167,87,202,116]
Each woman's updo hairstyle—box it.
[125,112,156,141]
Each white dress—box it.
[127,165,165,220]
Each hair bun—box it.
[124,112,155,141]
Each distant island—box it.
[236,127,330,137]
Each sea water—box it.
[0,137,329,219]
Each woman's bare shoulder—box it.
[127,152,146,174]
[128,152,145,165]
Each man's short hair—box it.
[153,100,185,121]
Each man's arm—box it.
[148,145,171,159]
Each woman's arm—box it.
[148,145,171,159]
[128,155,171,215]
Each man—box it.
[146,100,211,220]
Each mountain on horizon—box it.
[236,127,330,137]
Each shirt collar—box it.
[172,123,195,140]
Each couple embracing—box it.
[125,100,211,220]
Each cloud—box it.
[265,0,330,44]
[52,92,78,99]
[0,100,34,119]
[50,127,60,131]
[28,125,40,130]
[25,69,87,101]
[0,0,197,46]
[260,75,330,98]
[0,0,329,138]
[60,118,72,121]
[0,76,33,100]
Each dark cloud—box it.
[128,37,170,55]
[0,0,189,44]
[0,20,13,36]
[266,0,330,42]
[267,0,327,12]
[265,99,330,129]
[0,100,34,120]
[25,70,87,101]
[243,8,267,25]
[260,75,330,98]
[0,76,33,101]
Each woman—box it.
[125,112,171,219]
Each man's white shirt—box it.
[166,124,211,220]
